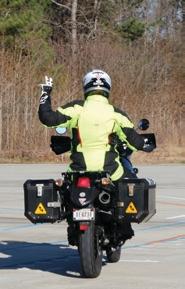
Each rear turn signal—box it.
[101,177,111,185]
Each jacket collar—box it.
[86,94,109,104]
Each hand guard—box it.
[39,76,53,103]
[142,138,155,152]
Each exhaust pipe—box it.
[99,191,111,205]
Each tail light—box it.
[79,224,89,231]
[77,177,91,188]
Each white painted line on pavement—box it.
[66,271,81,277]
[0,253,11,258]
[120,259,159,263]
[166,215,185,220]
[17,267,30,272]
[159,196,185,201]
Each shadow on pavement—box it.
[0,240,83,278]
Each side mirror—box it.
[137,119,150,131]
[55,127,67,135]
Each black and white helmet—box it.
[83,69,111,98]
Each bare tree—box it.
[0,93,2,151]
[71,0,78,85]
[93,0,102,35]
[71,0,78,58]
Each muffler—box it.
[99,191,111,205]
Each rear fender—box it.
[69,185,99,207]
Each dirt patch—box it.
[0,146,185,164]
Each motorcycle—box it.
[24,119,156,278]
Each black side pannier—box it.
[122,178,156,223]
[24,179,61,224]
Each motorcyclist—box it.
[38,69,154,239]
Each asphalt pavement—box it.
[0,164,185,289]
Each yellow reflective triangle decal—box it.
[126,202,137,214]
[34,203,47,215]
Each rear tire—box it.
[106,246,121,263]
[79,222,102,278]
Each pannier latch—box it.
[128,184,135,197]
[36,184,44,197]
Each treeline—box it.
[0,0,185,162]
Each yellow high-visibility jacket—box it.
[39,94,144,181]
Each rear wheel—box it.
[106,246,121,263]
[79,222,102,278]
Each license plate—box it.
[73,208,95,221]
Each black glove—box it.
[39,76,53,104]
[50,135,71,155]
